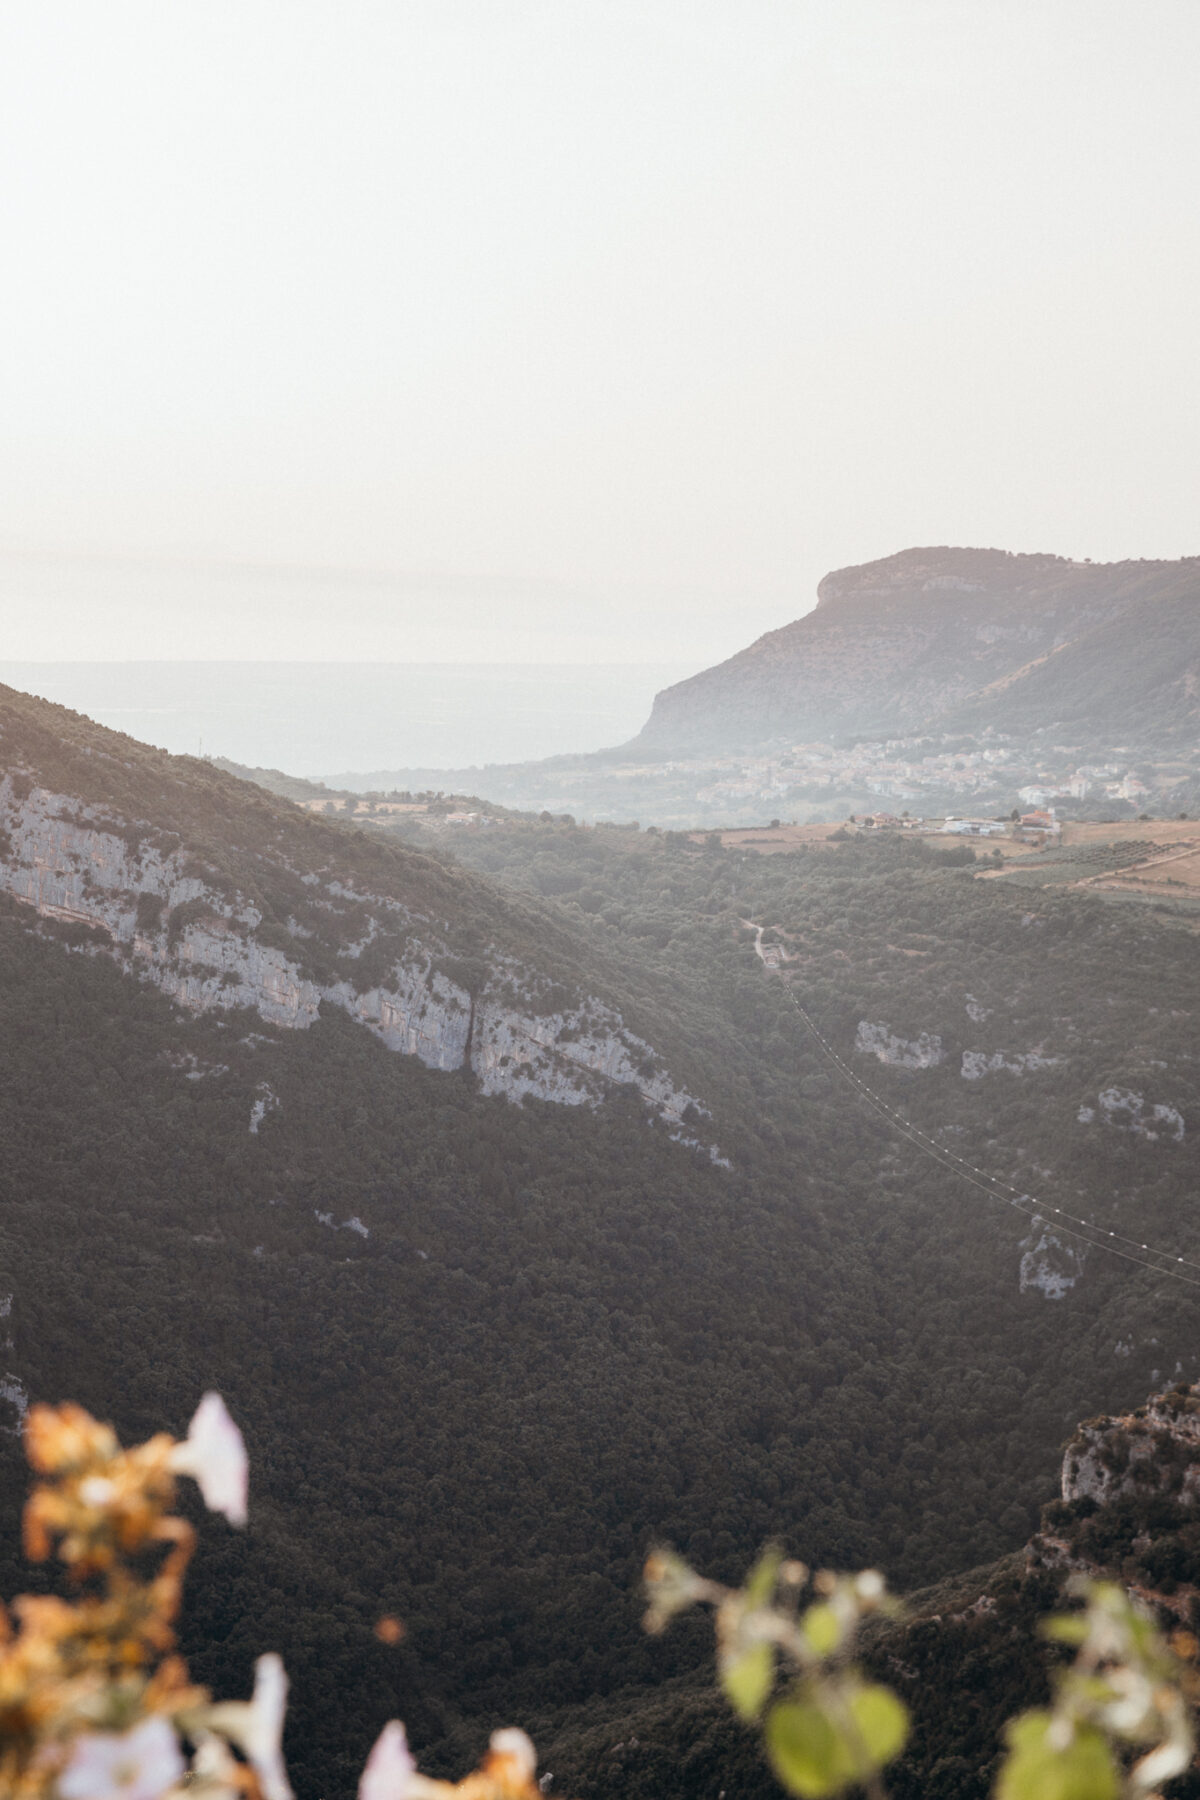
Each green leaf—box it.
[765,1698,852,1799]
[642,1548,702,1633]
[996,1711,1119,1800]
[1041,1616,1089,1647]
[801,1603,842,1659]
[847,1682,909,1766]
[744,1545,783,1609]
[722,1639,774,1722]
[765,1679,909,1798]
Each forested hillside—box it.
[1,690,1199,1796]
[531,1383,1200,1800]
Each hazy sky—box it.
[2,1,1198,666]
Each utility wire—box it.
[748,926,1200,1291]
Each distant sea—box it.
[0,662,690,779]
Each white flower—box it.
[79,1477,117,1509]
[358,1722,415,1800]
[188,1734,243,1799]
[489,1730,536,1785]
[169,1393,248,1527]
[206,1654,291,1800]
[240,1654,291,1800]
[59,1717,184,1800]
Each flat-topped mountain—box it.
[629,547,1200,756]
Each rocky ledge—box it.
[1061,1384,1200,1508]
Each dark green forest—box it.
[1,698,1198,1796]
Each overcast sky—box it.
[2,1,1198,666]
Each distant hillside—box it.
[629,547,1200,756]
[208,757,341,803]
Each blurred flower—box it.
[25,1403,118,1476]
[642,1549,707,1634]
[169,1394,247,1528]
[238,1652,291,1800]
[79,1478,117,1509]
[187,1733,244,1799]
[58,1717,184,1800]
[207,1653,292,1800]
[487,1730,536,1787]
[359,1721,415,1800]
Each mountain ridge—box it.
[627,546,1200,756]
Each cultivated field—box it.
[699,822,848,853]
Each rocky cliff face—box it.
[1061,1385,1200,1507]
[0,774,719,1152]
[626,547,1200,755]
[1077,1087,1186,1142]
[1018,1223,1083,1300]
[962,1047,1064,1080]
[855,1020,945,1068]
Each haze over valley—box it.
[305,547,1200,829]
[0,659,690,774]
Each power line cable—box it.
[747,926,1200,1290]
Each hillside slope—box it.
[0,683,716,1147]
[629,547,1200,755]
[536,1382,1200,1800]
[3,690,1200,1796]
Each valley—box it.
[10,4,1200,1788]
[1,580,1198,1798]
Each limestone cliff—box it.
[0,770,720,1154]
[1018,1222,1083,1300]
[854,1020,945,1069]
[1061,1385,1200,1507]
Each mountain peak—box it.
[813,544,1071,608]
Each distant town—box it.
[363,727,1198,831]
[691,732,1168,810]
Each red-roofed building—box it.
[1017,807,1061,841]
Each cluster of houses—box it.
[855,807,1061,843]
[1017,770,1152,806]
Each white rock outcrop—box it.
[0,776,715,1146]
[962,1048,1064,1080]
[1061,1385,1200,1505]
[248,1084,280,1135]
[855,1021,944,1069]
[1078,1087,1185,1142]
[1019,1222,1082,1299]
